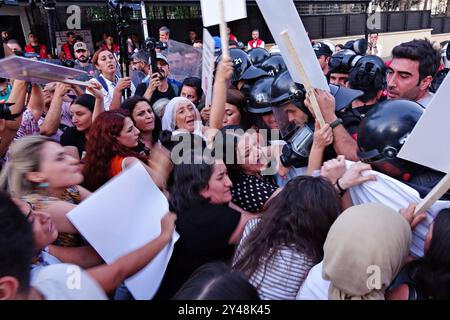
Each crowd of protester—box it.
[1,21,450,301]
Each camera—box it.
[0,102,21,120]
[279,123,314,168]
[144,37,168,77]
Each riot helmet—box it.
[348,55,386,101]
[328,49,362,75]
[248,76,274,114]
[247,47,270,68]
[357,99,424,175]
[260,55,287,77]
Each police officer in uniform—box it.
[357,99,450,200]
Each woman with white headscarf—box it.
[161,96,204,137]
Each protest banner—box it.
[256,0,328,127]
[0,55,89,86]
[398,73,450,214]
[68,162,179,300]
[200,0,247,58]
[201,28,215,106]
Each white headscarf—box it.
[161,97,203,136]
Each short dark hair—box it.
[172,262,260,300]
[169,151,214,213]
[392,39,441,82]
[67,31,75,37]
[369,31,379,36]
[0,192,34,295]
[181,77,203,100]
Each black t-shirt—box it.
[60,127,87,159]
[135,82,177,106]
[153,202,241,300]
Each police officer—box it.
[340,55,387,136]
[271,70,363,166]
[328,49,362,87]
[430,42,450,93]
[357,99,450,199]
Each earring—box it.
[38,182,49,189]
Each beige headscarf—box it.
[322,203,411,300]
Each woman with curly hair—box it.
[82,110,169,192]
[232,176,341,300]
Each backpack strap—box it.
[95,75,109,93]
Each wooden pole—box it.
[279,30,326,128]
[218,0,229,59]
[415,172,450,215]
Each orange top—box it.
[111,155,126,177]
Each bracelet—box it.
[329,118,343,129]
[335,178,347,197]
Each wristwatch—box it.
[329,118,343,129]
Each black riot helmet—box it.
[247,47,270,67]
[260,55,287,77]
[357,99,424,175]
[348,55,386,101]
[328,49,362,75]
[224,48,268,86]
[248,76,274,114]
[344,38,368,55]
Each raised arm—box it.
[209,57,234,129]
[0,80,27,156]
[86,82,105,121]
[87,212,176,294]
[40,82,71,136]
[306,89,359,161]
[307,121,333,175]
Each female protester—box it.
[233,176,340,300]
[222,89,251,129]
[172,262,260,300]
[153,153,253,300]
[0,136,91,247]
[60,84,105,160]
[297,203,418,300]
[14,197,176,295]
[215,128,279,213]
[82,110,170,192]
[387,206,450,300]
[161,96,204,137]
[89,48,132,111]
[121,96,161,154]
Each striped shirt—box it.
[233,218,315,300]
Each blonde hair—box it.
[0,136,50,197]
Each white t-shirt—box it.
[87,74,136,111]
[296,262,330,300]
[31,263,107,300]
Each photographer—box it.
[135,53,178,105]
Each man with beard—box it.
[73,42,96,81]
[135,53,179,105]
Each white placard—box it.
[200,0,247,27]
[256,0,329,91]
[398,73,450,173]
[67,162,179,300]
[201,28,215,107]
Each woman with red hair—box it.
[82,110,170,192]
